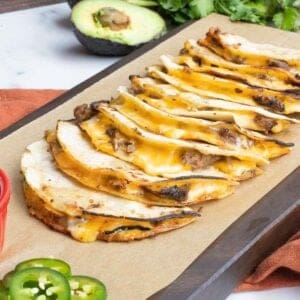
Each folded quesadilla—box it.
[21,140,199,242]
[48,121,235,206]
[80,106,266,180]
[199,27,300,71]
[109,89,292,159]
[181,39,300,90]
[130,75,299,134]
[151,55,300,114]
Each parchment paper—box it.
[0,14,300,300]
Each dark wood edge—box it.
[0,0,65,14]
[149,167,300,300]
[0,20,193,140]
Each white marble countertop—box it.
[0,3,299,299]
[0,3,119,89]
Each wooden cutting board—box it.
[0,13,300,300]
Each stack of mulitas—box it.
[21,27,300,243]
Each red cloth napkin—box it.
[0,89,65,131]
[0,89,299,292]
[237,231,300,291]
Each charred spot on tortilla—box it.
[83,209,199,222]
[267,139,294,147]
[253,95,285,112]
[143,184,189,202]
[268,59,290,71]
[159,185,189,202]
[284,88,300,95]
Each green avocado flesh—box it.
[71,0,166,46]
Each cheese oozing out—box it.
[111,89,292,159]
[50,121,235,206]
[21,139,198,242]
[80,106,267,180]
[199,27,300,70]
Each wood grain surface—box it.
[0,0,65,13]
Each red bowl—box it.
[0,169,11,253]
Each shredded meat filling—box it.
[218,127,238,144]
[181,150,219,170]
[254,114,277,133]
[106,126,136,154]
[74,104,97,123]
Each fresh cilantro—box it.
[273,6,300,30]
[127,0,300,32]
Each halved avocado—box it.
[71,0,166,56]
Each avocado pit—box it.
[93,7,130,31]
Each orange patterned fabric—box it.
[0,89,299,292]
[237,231,300,291]
[0,89,64,131]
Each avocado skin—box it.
[68,0,80,8]
[74,27,140,56]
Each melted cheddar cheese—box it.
[183,40,300,90]
[200,28,300,70]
